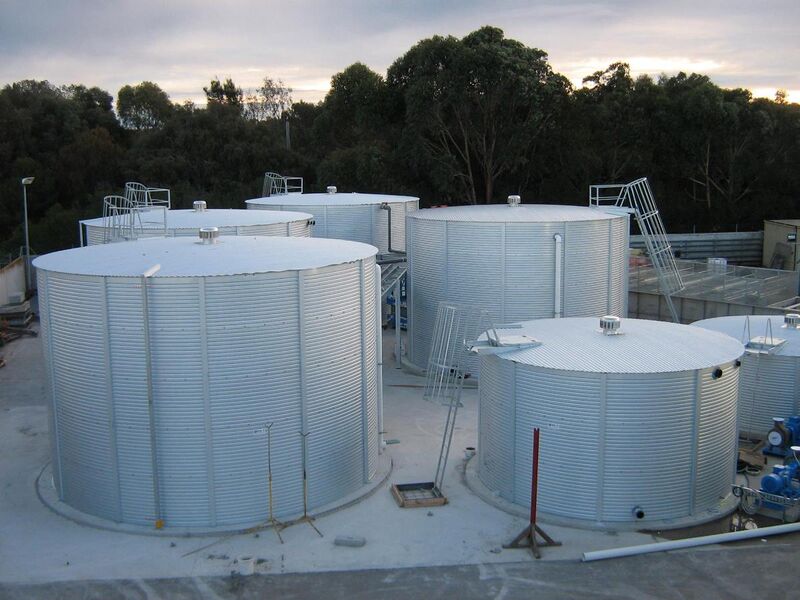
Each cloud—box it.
[0,0,797,105]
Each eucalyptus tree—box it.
[387,26,570,203]
[117,81,173,129]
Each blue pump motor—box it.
[761,465,798,495]
[759,453,800,511]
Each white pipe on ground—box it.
[553,233,563,318]
[582,521,800,562]
[374,264,384,453]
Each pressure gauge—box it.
[768,430,785,447]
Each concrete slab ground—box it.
[1,326,798,598]
[1,545,798,600]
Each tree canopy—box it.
[1,27,799,256]
[117,81,173,129]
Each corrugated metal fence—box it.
[631,232,763,265]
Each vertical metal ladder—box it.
[590,177,685,323]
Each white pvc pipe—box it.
[553,234,563,318]
[582,521,800,562]
[374,264,384,453]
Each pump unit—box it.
[764,416,800,457]
[760,461,800,503]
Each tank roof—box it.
[246,192,419,207]
[34,236,377,278]
[693,315,800,356]
[408,204,622,223]
[80,208,312,229]
[485,317,743,373]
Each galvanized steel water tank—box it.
[476,317,743,529]
[693,314,800,436]
[407,203,629,373]
[80,204,312,245]
[245,191,419,253]
[34,235,379,531]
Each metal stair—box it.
[380,262,407,300]
[590,177,685,322]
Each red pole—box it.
[530,427,540,526]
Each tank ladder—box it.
[102,195,143,243]
[124,182,171,209]
[590,177,684,323]
[102,192,168,244]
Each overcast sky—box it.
[1,0,797,105]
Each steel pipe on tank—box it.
[582,521,800,562]
[380,203,403,254]
[553,234,563,318]
[374,263,384,453]
[394,278,401,367]
[141,263,162,527]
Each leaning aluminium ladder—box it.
[590,177,685,323]
[391,302,494,507]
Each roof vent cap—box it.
[785,314,800,328]
[199,227,219,244]
[193,200,207,212]
[599,315,622,335]
[327,186,337,194]
[507,194,521,207]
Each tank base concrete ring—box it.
[462,455,737,532]
[36,452,392,537]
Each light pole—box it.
[21,177,35,293]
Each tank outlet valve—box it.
[632,506,645,520]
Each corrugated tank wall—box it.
[694,363,739,513]
[249,201,417,253]
[37,256,378,530]
[477,356,739,528]
[407,216,628,372]
[737,354,800,435]
[85,222,310,245]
